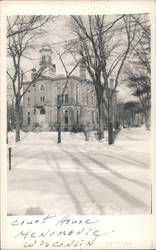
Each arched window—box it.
[76,110,79,125]
[40,107,46,114]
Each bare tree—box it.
[123,101,140,127]
[70,15,138,143]
[7,15,54,142]
[103,15,139,144]
[56,51,79,143]
[125,14,151,130]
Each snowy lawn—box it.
[7,127,151,215]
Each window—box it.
[27,112,30,125]
[96,111,99,123]
[42,55,46,62]
[65,94,68,104]
[92,111,94,123]
[87,89,89,104]
[40,85,45,91]
[28,97,30,105]
[76,86,79,103]
[57,87,61,104]
[57,87,61,94]
[40,96,45,102]
[65,110,68,124]
[64,87,68,104]
[76,110,79,125]
[92,90,94,105]
[40,108,46,114]
[65,116,68,124]
[57,95,61,104]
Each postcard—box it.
[0,0,156,249]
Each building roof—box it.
[23,74,93,85]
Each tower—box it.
[39,44,56,77]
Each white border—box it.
[1,1,156,249]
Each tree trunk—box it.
[131,110,134,127]
[144,108,150,130]
[108,96,113,145]
[6,125,8,144]
[57,107,61,143]
[58,127,61,143]
[15,101,20,142]
[98,97,104,140]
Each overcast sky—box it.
[7,15,139,102]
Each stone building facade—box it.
[23,45,98,131]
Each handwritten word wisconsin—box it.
[23,236,101,248]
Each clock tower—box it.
[39,44,56,77]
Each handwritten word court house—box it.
[23,45,98,131]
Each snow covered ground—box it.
[7,126,151,215]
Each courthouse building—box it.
[23,44,98,131]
